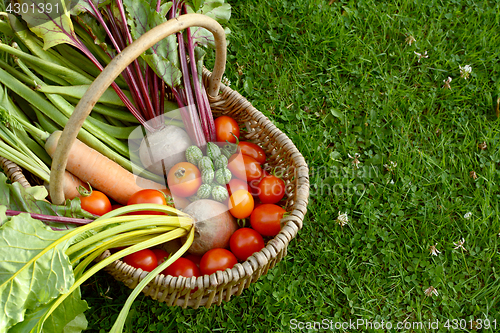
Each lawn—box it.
[26,0,500,331]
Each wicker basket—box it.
[2,14,309,309]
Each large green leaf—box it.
[0,173,96,226]
[123,0,181,88]
[186,0,231,48]
[16,0,81,50]
[0,214,74,331]
[9,288,88,333]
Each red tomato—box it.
[167,162,202,197]
[81,190,112,216]
[250,204,287,237]
[111,204,123,211]
[226,178,249,197]
[258,175,286,204]
[184,253,202,267]
[238,141,266,164]
[227,153,262,182]
[200,248,238,275]
[229,228,265,261]
[215,115,240,144]
[127,189,167,215]
[163,257,201,277]
[151,248,170,265]
[123,249,158,272]
[247,179,261,197]
[228,189,254,219]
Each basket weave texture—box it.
[1,15,310,309]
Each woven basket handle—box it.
[49,13,227,204]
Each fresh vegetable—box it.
[196,183,212,199]
[250,204,287,237]
[58,171,92,201]
[45,131,166,205]
[138,125,192,176]
[162,257,201,277]
[198,155,214,171]
[214,116,240,144]
[123,248,158,272]
[0,172,96,225]
[228,189,254,219]
[127,189,168,215]
[213,154,229,169]
[78,186,112,216]
[182,199,238,255]
[0,202,195,333]
[185,145,203,165]
[226,178,249,197]
[258,175,286,204]
[151,248,170,265]
[167,162,202,197]
[184,253,202,267]
[227,153,263,182]
[238,141,266,165]
[229,228,265,261]
[215,167,232,185]
[201,168,215,184]
[211,185,229,202]
[199,248,238,275]
[206,141,221,160]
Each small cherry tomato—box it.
[167,162,202,197]
[184,253,202,267]
[111,204,124,211]
[80,190,112,216]
[215,116,240,144]
[258,175,286,204]
[228,189,254,219]
[127,189,167,215]
[163,257,201,277]
[200,248,238,275]
[250,204,287,237]
[123,249,158,272]
[227,153,262,182]
[229,228,265,261]
[238,141,266,164]
[151,248,170,265]
[226,178,249,197]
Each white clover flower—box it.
[384,161,397,173]
[453,238,467,251]
[222,76,231,86]
[348,153,361,169]
[429,243,441,256]
[414,51,428,62]
[405,35,416,46]
[459,65,472,79]
[464,212,472,220]
[424,286,439,297]
[336,211,349,227]
[443,77,452,89]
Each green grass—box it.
[80,0,500,332]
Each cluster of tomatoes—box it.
[78,115,288,279]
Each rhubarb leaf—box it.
[0,214,74,331]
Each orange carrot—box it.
[62,171,89,200]
[45,131,170,205]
